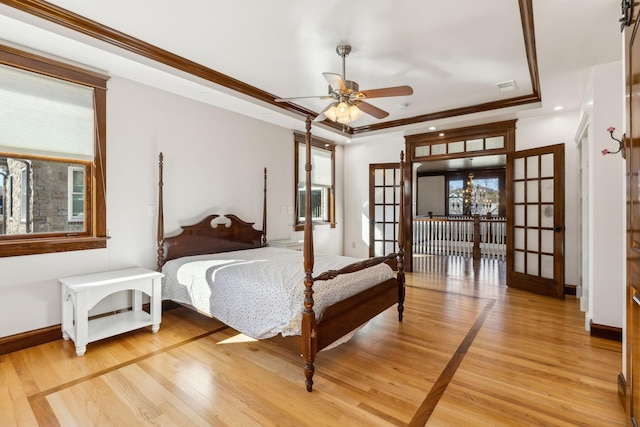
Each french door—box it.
[507,144,565,298]
[369,163,401,264]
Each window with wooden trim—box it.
[446,174,502,216]
[294,132,335,231]
[0,44,109,257]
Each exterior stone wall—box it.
[1,157,84,235]
[31,160,84,233]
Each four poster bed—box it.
[156,116,406,391]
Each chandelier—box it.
[461,173,494,216]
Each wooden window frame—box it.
[0,44,109,257]
[444,170,505,217]
[293,132,336,231]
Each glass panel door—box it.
[370,163,400,258]
[507,144,565,298]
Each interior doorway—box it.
[403,120,566,298]
[403,121,515,276]
[411,155,507,285]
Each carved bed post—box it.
[157,152,165,271]
[301,115,317,392]
[397,151,406,321]
[262,167,267,247]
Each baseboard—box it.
[0,300,181,356]
[564,284,577,296]
[619,372,627,413]
[590,320,623,342]
[0,324,62,356]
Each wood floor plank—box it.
[0,357,39,426]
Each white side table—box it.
[59,267,164,356]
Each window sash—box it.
[297,185,329,222]
[68,166,85,221]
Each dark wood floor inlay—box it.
[408,299,496,426]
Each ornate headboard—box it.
[162,214,264,263]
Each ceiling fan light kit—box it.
[274,44,413,125]
[324,100,364,124]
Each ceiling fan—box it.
[275,45,413,124]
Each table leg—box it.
[61,285,72,340]
[151,276,161,333]
[75,290,88,356]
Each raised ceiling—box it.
[0,0,623,143]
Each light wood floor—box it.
[1,256,627,426]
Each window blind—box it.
[0,63,94,160]
[298,143,332,187]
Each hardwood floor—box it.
[1,256,627,426]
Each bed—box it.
[156,116,406,391]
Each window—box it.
[446,173,504,216]
[68,166,85,222]
[0,44,109,257]
[20,167,27,223]
[447,179,465,214]
[294,132,335,231]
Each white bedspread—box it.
[162,247,394,339]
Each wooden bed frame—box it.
[156,116,405,392]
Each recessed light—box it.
[429,126,436,131]
[439,132,445,137]
[553,106,564,111]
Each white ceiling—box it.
[0,0,623,144]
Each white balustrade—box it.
[413,216,506,261]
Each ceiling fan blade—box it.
[313,103,335,122]
[314,112,327,122]
[360,85,413,99]
[323,72,347,92]
[355,101,389,119]
[275,95,333,102]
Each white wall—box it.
[343,134,406,256]
[0,75,343,338]
[417,175,445,216]
[587,61,624,328]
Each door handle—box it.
[554,226,562,232]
